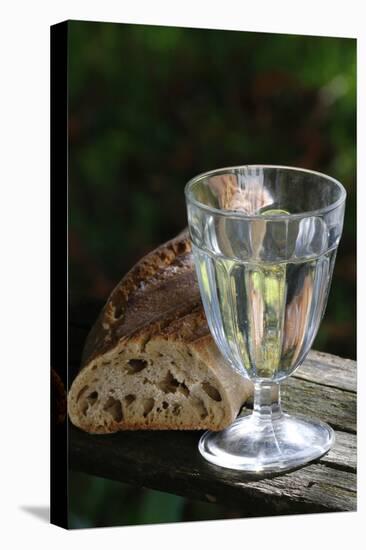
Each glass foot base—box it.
[199,413,335,473]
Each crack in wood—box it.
[319,460,356,474]
[292,374,357,395]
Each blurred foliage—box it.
[67,20,356,528]
[69,471,251,528]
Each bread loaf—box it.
[68,230,252,433]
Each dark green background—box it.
[68,20,356,528]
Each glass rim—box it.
[184,164,347,221]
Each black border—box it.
[50,20,68,529]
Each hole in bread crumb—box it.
[158,353,164,357]
[87,391,98,406]
[143,398,155,417]
[158,371,180,393]
[187,351,193,358]
[159,371,189,397]
[162,401,169,409]
[172,404,182,416]
[103,397,123,422]
[202,382,222,402]
[91,365,98,371]
[76,385,88,402]
[178,382,190,398]
[126,359,148,374]
[192,397,208,419]
[124,394,136,406]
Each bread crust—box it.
[81,229,203,363]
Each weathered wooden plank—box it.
[237,462,356,513]
[280,376,356,434]
[69,423,356,514]
[319,431,356,472]
[294,350,357,393]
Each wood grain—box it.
[69,424,356,514]
[68,309,357,516]
[294,350,357,392]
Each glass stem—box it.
[252,381,282,422]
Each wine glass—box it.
[185,165,346,473]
